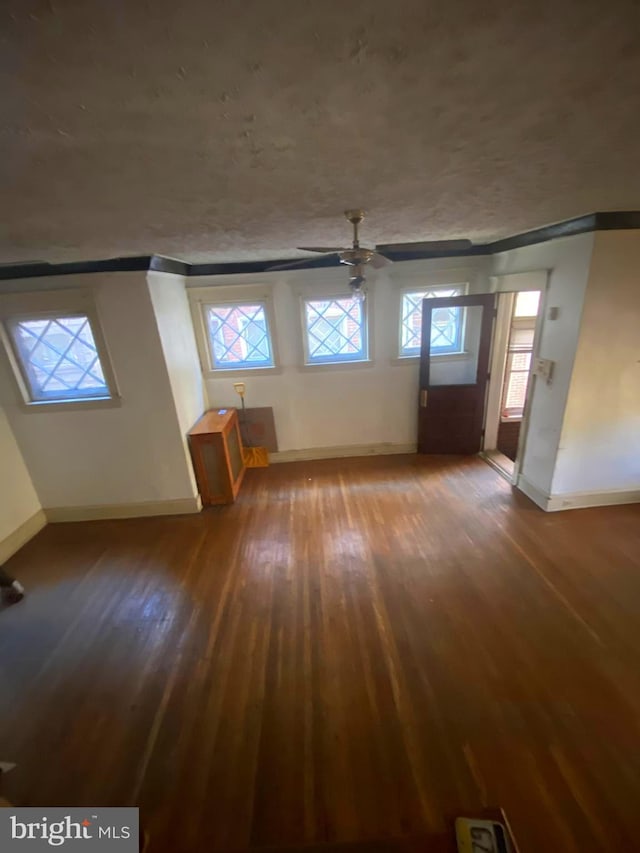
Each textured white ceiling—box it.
[1,0,640,263]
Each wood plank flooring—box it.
[1,455,640,852]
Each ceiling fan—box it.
[267,210,472,300]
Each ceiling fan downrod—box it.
[344,209,365,250]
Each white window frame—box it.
[0,288,120,412]
[397,282,469,360]
[300,291,370,367]
[188,283,279,377]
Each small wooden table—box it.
[188,408,246,506]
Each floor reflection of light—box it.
[326,529,367,558]
[137,587,178,623]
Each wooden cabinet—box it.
[188,408,246,505]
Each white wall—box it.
[491,233,595,495]
[551,231,640,496]
[1,230,632,521]
[0,403,42,555]
[147,271,205,493]
[195,256,493,454]
[0,272,199,511]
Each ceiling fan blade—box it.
[267,254,339,271]
[375,239,473,253]
[296,246,345,253]
[370,252,392,269]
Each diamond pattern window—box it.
[8,314,112,403]
[205,302,275,370]
[303,296,367,364]
[400,285,466,356]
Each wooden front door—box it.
[418,293,496,454]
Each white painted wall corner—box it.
[516,475,550,510]
[0,509,47,564]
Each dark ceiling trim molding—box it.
[0,256,152,281]
[487,213,598,254]
[1,211,639,281]
[148,255,190,276]
[0,253,189,282]
[593,210,640,230]
[477,210,640,255]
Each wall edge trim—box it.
[517,476,640,512]
[45,496,202,523]
[546,488,640,512]
[269,443,417,463]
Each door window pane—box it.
[428,305,483,385]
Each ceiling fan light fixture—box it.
[350,283,367,303]
[349,265,367,302]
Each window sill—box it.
[390,352,469,366]
[298,359,373,373]
[20,396,122,414]
[205,365,282,378]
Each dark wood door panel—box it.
[418,416,482,453]
[418,295,495,455]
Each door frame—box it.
[483,292,515,451]
[482,284,548,484]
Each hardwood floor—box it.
[1,455,640,852]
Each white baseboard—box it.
[546,488,640,512]
[0,509,47,564]
[45,496,202,523]
[269,442,417,464]
[517,475,640,512]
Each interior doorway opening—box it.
[482,290,543,481]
